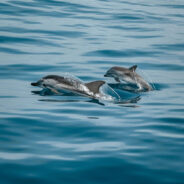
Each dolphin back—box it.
[85,80,105,94]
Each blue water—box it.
[0,0,184,183]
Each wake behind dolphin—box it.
[104,65,153,92]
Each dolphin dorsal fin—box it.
[129,65,137,72]
[85,80,105,94]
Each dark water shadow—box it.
[153,83,169,91]
[31,88,141,107]
[32,89,105,106]
[114,96,141,108]
[39,98,105,106]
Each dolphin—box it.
[104,65,152,91]
[31,75,107,99]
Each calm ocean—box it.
[0,0,184,183]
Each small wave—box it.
[84,49,161,58]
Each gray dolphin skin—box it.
[31,75,106,99]
[104,65,152,91]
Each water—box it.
[0,0,184,183]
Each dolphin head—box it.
[104,65,137,84]
[31,79,44,87]
[31,75,62,88]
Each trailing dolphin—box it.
[31,75,113,100]
[104,65,153,91]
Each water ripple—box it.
[0,27,86,38]
[0,0,184,183]
[0,35,60,47]
[84,49,161,57]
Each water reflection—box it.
[32,88,141,107]
[39,98,105,106]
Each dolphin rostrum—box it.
[104,65,153,91]
[31,75,108,99]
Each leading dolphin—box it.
[104,65,153,91]
[31,75,107,99]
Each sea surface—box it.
[0,0,184,184]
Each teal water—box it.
[0,0,184,183]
